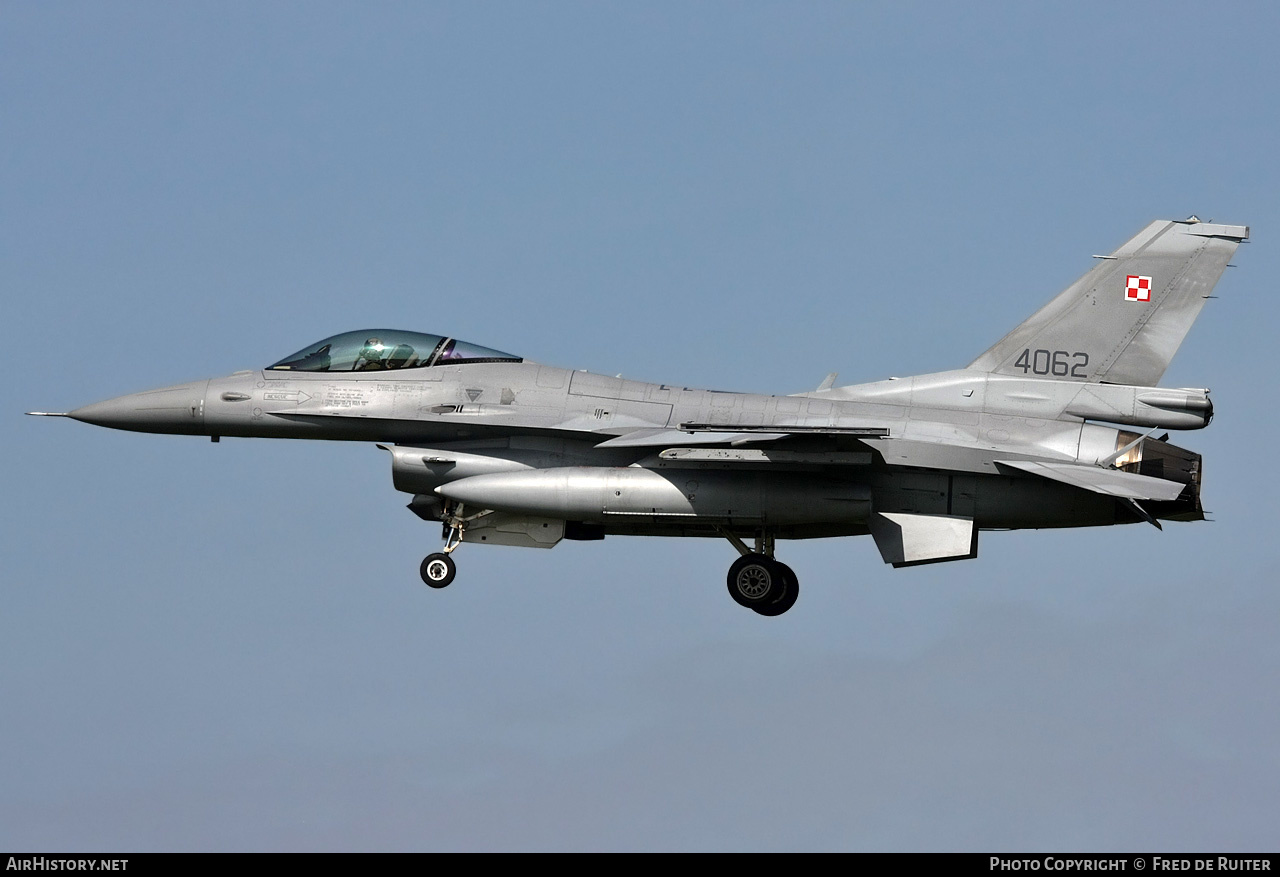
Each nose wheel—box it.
[420,553,456,588]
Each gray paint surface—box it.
[43,218,1237,566]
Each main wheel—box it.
[752,563,798,616]
[420,552,456,588]
[726,553,786,608]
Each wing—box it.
[595,423,889,449]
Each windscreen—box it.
[268,330,520,371]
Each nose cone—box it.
[68,380,210,434]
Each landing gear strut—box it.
[418,502,484,588]
[717,528,799,616]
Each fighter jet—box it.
[30,217,1247,615]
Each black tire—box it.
[420,552,456,588]
[752,563,798,616]
[726,553,786,608]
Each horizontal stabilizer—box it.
[995,460,1184,501]
[869,513,977,567]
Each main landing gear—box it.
[717,528,799,616]
[419,502,481,589]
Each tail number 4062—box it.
[1014,348,1089,378]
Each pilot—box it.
[355,337,387,370]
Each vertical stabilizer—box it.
[969,219,1247,385]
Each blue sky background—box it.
[3,2,1278,851]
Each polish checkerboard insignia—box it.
[1125,274,1152,302]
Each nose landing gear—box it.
[418,502,482,588]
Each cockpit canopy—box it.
[268,330,522,372]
